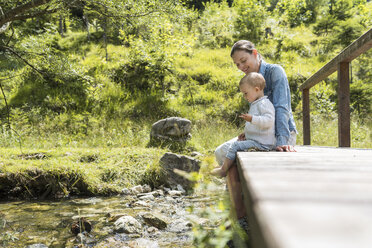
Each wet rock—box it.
[131,185,144,194]
[165,196,176,203]
[140,212,168,229]
[162,187,171,193]
[132,200,151,208]
[159,152,200,190]
[122,188,131,195]
[152,189,164,197]
[108,214,126,222]
[25,245,48,248]
[138,194,155,201]
[168,190,183,197]
[71,197,103,205]
[71,218,92,235]
[129,238,160,248]
[137,189,163,198]
[169,219,192,233]
[76,232,96,245]
[147,226,158,233]
[95,236,129,248]
[114,216,142,234]
[176,184,186,193]
[142,184,151,193]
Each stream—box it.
[0,186,220,248]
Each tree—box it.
[0,0,62,34]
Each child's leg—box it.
[214,137,238,166]
[211,157,234,177]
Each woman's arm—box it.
[270,66,293,148]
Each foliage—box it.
[275,0,321,27]
[8,52,93,113]
[233,0,268,43]
[196,1,236,48]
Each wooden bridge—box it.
[236,28,372,248]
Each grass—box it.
[295,115,372,148]
[0,147,167,199]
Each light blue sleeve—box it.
[270,66,291,146]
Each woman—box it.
[215,40,297,228]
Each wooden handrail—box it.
[299,27,372,147]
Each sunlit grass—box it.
[0,147,166,196]
[295,115,371,148]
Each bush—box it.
[233,0,267,43]
[9,55,93,113]
[196,1,236,48]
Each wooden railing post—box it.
[299,28,371,147]
[337,62,351,147]
[302,89,310,145]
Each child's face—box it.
[240,83,262,103]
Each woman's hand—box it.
[238,133,246,141]
[276,145,296,152]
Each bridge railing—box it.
[299,27,372,147]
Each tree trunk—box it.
[59,15,64,37]
[103,9,108,61]
[83,15,90,42]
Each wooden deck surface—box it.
[236,146,372,248]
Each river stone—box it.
[168,190,183,197]
[142,184,151,193]
[131,185,144,194]
[176,184,186,193]
[76,232,96,245]
[25,245,48,248]
[138,194,155,201]
[140,212,168,229]
[147,226,158,233]
[132,200,151,208]
[160,152,200,190]
[129,238,159,248]
[169,219,192,233]
[114,216,142,234]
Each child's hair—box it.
[230,40,262,60]
[239,72,266,90]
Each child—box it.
[212,72,276,177]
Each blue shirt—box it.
[259,60,297,146]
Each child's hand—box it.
[238,133,245,141]
[239,113,252,122]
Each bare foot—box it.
[211,167,227,178]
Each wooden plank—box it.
[236,146,372,248]
[302,89,311,145]
[299,28,372,91]
[255,202,372,248]
[338,62,351,147]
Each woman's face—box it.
[231,50,260,74]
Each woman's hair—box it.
[239,72,266,90]
[230,40,262,60]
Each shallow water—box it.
[0,195,197,247]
